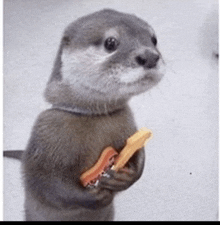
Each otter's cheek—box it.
[119,67,145,84]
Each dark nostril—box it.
[136,56,147,66]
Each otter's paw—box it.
[87,187,113,209]
[98,166,137,192]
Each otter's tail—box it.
[3,150,23,160]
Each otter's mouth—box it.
[127,69,163,86]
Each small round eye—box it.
[151,36,157,46]
[104,37,119,52]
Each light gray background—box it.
[3,0,218,221]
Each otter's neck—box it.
[45,81,129,116]
[51,100,128,116]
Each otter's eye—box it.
[151,36,157,46]
[104,37,119,52]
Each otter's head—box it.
[45,9,163,115]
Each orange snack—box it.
[80,128,153,187]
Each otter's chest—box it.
[69,110,137,173]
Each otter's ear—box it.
[62,35,71,46]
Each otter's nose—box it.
[135,50,160,69]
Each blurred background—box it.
[3,0,218,221]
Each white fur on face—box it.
[61,25,160,87]
[61,40,163,100]
[61,27,120,85]
[119,67,145,84]
[61,46,115,85]
[61,46,153,87]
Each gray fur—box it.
[21,9,163,221]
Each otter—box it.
[4,9,163,221]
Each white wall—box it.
[3,0,218,221]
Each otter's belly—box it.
[25,192,114,221]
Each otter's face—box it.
[60,10,163,102]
